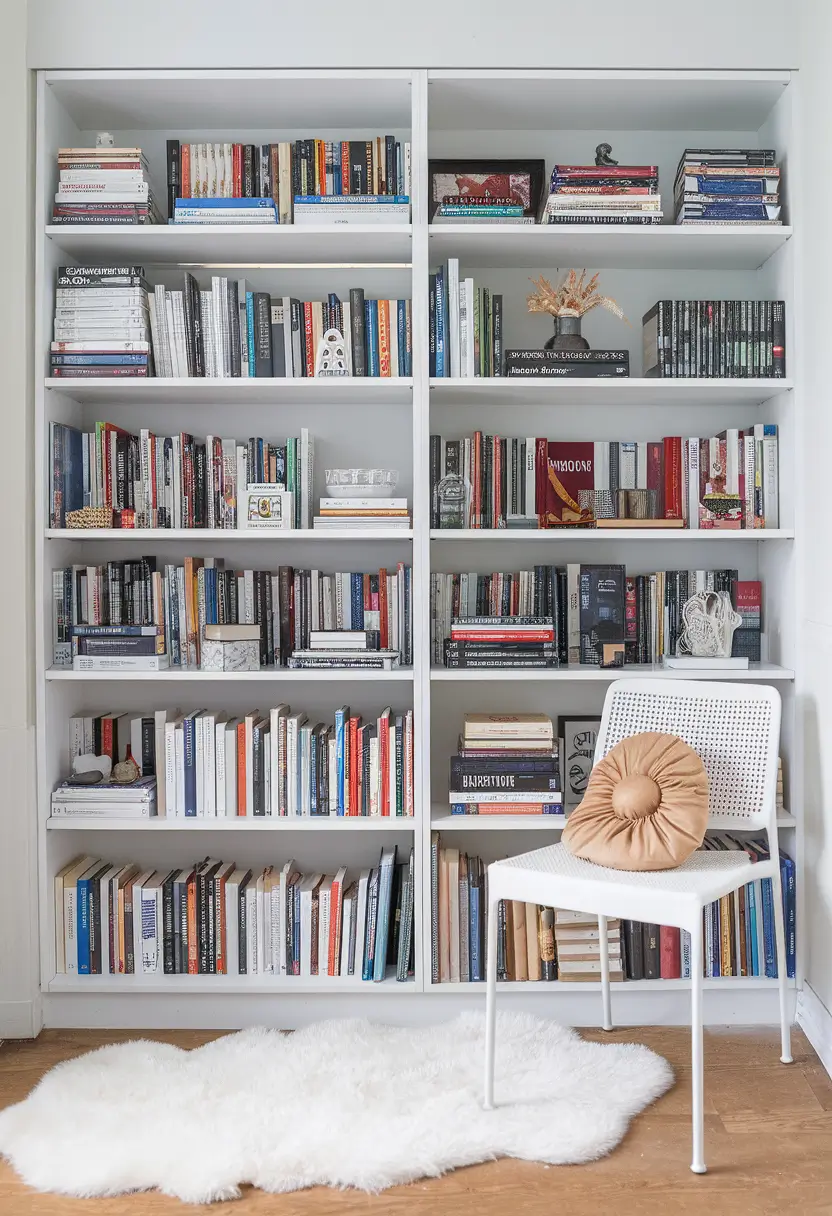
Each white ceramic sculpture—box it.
[677,590,742,658]
[315,328,349,376]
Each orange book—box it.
[187,869,199,974]
[512,902,528,981]
[341,142,350,195]
[378,567,389,648]
[377,300,391,376]
[236,721,246,816]
[316,139,326,195]
[375,136,383,193]
[183,556,203,667]
[328,867,347,976]
[180,144,191,198]
[349,716,361,815]
[303,303,315,377]
[378,706,391,816]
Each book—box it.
[642,299,785,378]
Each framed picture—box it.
[428,158,546,220]
[558,716,602,812]
[238,487,294,530]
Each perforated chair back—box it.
[595,679,781,834]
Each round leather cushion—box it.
[562,731,709,871]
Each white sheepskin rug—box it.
[0,1012,673,1203]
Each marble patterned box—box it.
[201,625,261,672]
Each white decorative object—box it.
[677,590,742,659]
[0,1012,672,1202]
[238,486,294,530]
[71,753,113,781]
[200,636,260,673]
[314,328,349,376]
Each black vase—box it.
[544,314,590,352]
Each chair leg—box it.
[598,914,613,1031]
[484,895,499,1110]
[689,916,706,1175]
[771,862,793,1064]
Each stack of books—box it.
[293,195,410,225]
[52,146,162,225]
[50,266,151,379]
[51,777,157,819]
[504,348,629,379]
[313,497,410,531]
[430,259,503,377]
[674,149,782,225]
[288,631,402,671]
[643,298,786,378]
[432,196,533,225]
[542,164,661,225]
[555,911,624,982]
[55,847,415,981]
[172,197,277,225]
[449,713,561,816]
[52,560,414,671]
[166,137,411,223]
[444,616,557,670]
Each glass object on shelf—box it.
[435,471,468,529]
[324,469,399,499]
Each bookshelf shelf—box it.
[46,817,417,831]
[45,667,414,682]
[428,224,792,271]
[45,223,413,265]
[34,66,803,1029]
[429,378,793,406]
[428,977,794,993]
[46,528,415,543]
[44,376,414,406]
[429,529,794,542]
[430,664,795,682]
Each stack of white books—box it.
[313,497,410,530]
[51,776,157,818]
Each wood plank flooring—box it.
[2,1026,832,1215]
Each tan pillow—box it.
[562,731,709,871]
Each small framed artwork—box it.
[428,159,546,220]
[238,486,294,530]
[558,716,602,812]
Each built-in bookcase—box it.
[35,68,801,1029]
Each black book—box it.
[238,872,251,974]
[579,564,626,664]
[243,145,254,197]
[194,443,206,527]
[429,275,437,377]
[183,271,204,378]
[349,141,366,193]
[349,287,366,376]
[450,769,560,794]
[228,279,241,377]
[162,871,177,974]
[772,300,786,376]
[506,363,629,378]
[506,348,629,364]
[252,293,273,377]
[165,140,180,218]
[492,294,503,374]
[385,135,395,195]
[624,919,644,980]
[643,923,661,979]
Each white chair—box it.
[483,679,792,1175]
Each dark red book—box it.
[659,925,681,978]
[663,436,683,519]
[544,441,594,526]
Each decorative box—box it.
[238,486,294,529]
[201,624,261,672]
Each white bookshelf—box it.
[35,67,801,1028]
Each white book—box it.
[340,886,355,977]
[164,713,184,817]
[269,872,282,976]
[725,427,740,496]
[449,790,562,804]
[369,735,380,817]
[567,563,581,665]
[318,876,333,977]
[463,279,475,378]
[277,859,296,976]
[269,705,289,817]
[131,868,155,975]
[223,719,239,815]
[524,437,537,520]
[286,712,306,816]
[297,874,322,978]
[98,864,121,975]
[244,880,258,975]
[205,712,223,817]
[447,258,460,377]
[618,441,636,490]
[763,431,779,528]
[354,868,371,978]
[281,295,293,378]
[300,427,313,530]
[174,720,186,818]
[388,720,396,814]
[687,438,701,529]
[448,849,460,982]
[255,868,270,976]
[140,872,161,973]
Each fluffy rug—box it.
[0,1013,673,1203]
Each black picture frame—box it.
[428,158,546,220]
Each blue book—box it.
[293,884,301,968]
[369,300,380,375]
[435,264,445,376]
[710,902,720,977]
[310,728,318,816]
[335,706,348,815]
[686,176,775,196]
[350,573,364,630]
[373,847,397,982]
[684,203,780,220]
[747,882,759,975]
[782,853,796,978]
[362,868,379,981]
[76,861,104,974]
[246,293,255,377]
[761,876,776,977]
[743,881,755,976]
[175,197,276,209]
[51,353,148,366]
[469,882,481,981]
[182,712,202,816]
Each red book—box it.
[647,441,664,516]
[659,925,681,978]
[232,144,242,198]
[545,441,594,526]
[473,431,482,527]
[187,871,198,974]
[625,577,637,648]
[735,580,762,624]
[379,708,390,816]
[328,868,347,976]
[378,568,388,648]
[494,438,502,527]
[552,165,658,177]
[303,303,315,377]
[341,142,351,195]
[236,721,246,816]
[663,436,683,519]
[349,716,360,815]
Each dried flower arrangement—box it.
[526,270,628,323]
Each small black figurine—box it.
[595,143,618,167]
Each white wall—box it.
[0,0,38,1039]
[27,0,796,70]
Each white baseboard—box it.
[797,982,832,1079]
[0,999,39,1039]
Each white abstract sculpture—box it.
[677,591,742,659]
[315,328,349,376]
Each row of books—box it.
[428,430,780,530]
[51,147,163,226]
[448,713,561,815]
[61,703,414,819]
[430,567,761,667]
[149,277,412,379]
[55,848,415,981]
[430,260,502,378]
[430,834,795,982]
[49,424,314,531]
[674,149,782,226]
[50,268,151,376]
[542,162,662,226]
[643,299,786,378]
[165,138,412,220]
[52,561,414,671]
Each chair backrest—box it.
[595,679,781,834]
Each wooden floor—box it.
[2,1026,832,1215]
